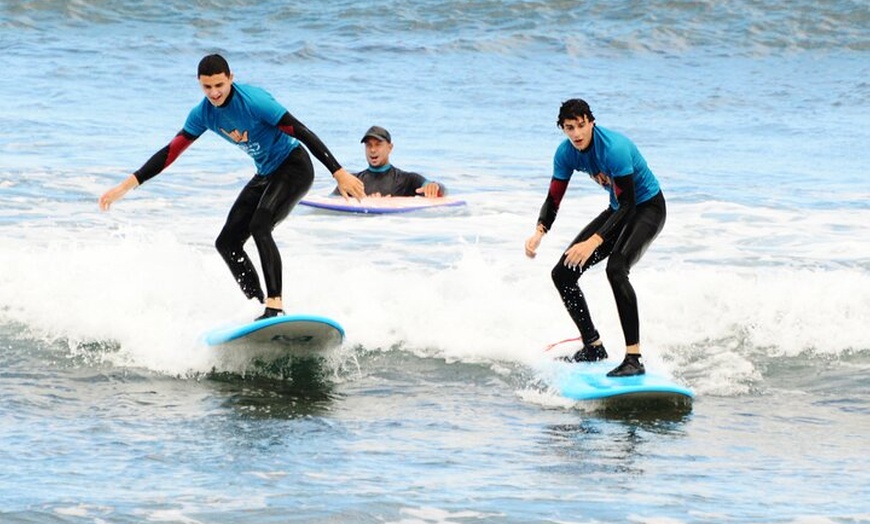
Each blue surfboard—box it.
[557,361,694,403]
[299,195,466,215]
[206,314,344,358]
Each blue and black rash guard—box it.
[134,84,342,184]
[537,125,660,240]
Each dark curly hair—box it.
[557,99,595,128]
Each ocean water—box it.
[1,0,869,522]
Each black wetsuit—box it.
[332,164,444,197]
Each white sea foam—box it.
[2,196,866,394]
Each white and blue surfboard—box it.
[299,195,466,215]
[206,314,344,361]
[557,361,694,403]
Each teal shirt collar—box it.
[367,163,392,173]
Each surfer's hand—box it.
[525,224,548,258]
[99,175,139,211]
[416,182,441,199]
[563,235,603,269]
[333,168,365,201]
[525,231,544,258]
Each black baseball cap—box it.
[360,125,391,143]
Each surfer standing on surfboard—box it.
[524,99,666,377]
[331,126,446,198]
[99,54,365,321]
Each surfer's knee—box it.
[551,263,565,287]
[551,262,577,289]
[215,232,233,256]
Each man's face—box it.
[199,72,233,106]
[561,116,594,152]
[364,137,393,168]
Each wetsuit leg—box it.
[605,192,666,346]
[248,147,314,299]
[215,176,268,302]
[551,209,617,344]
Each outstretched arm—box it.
[525,177,569,258]
[99,174,139,211]
[537,177,569,232]
[98,130,197,210]
[277,112,365,200]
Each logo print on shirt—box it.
[220,128,248,143]
[220,128,261,158]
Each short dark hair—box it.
[557,98,595,128]
[198,54,231,77]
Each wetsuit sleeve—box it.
[537,177,569,231]
[133,130,198,184]
[539,140,578,230]
[277,112,343,174]
[594,174,637,240]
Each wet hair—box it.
[557,98,595,128]
[197,54,231,77]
